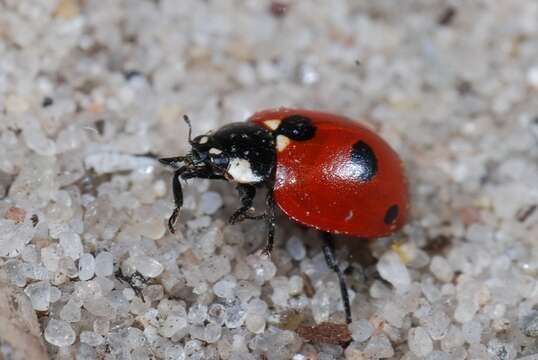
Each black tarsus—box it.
[321,232,352,324]
[159,156,186,169]
[135,152,161,160]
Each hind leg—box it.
[261,191,276,256]
[321,232,352,324]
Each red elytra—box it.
[249,108,409,238]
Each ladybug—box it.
[160,108,409,324]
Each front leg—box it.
[167,166,226,233]
[229,184,257,225]
[167,167,186,234]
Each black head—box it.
[160,116,276,184]
[159,116,276,235]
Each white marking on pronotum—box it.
[263,119,281,130]
[198,136,209,144]
[209,148,222,155]
[227,158,262,183]
[276,135,290,152]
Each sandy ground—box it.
[1,1,538,359]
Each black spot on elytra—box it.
[350,141,377,181]
[277,115,316,141]
[384,204,399,225]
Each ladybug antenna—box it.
[183,115,194,145]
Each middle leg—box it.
[225,184,277,256]
[229,184,257,225]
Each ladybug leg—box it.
[168,167,185,234]
[159,156,186,169]
[321,232,352,324]
[229,184,257,225]
[227,185,276,256]
[261,191,276,256]
[167,166,227,233]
